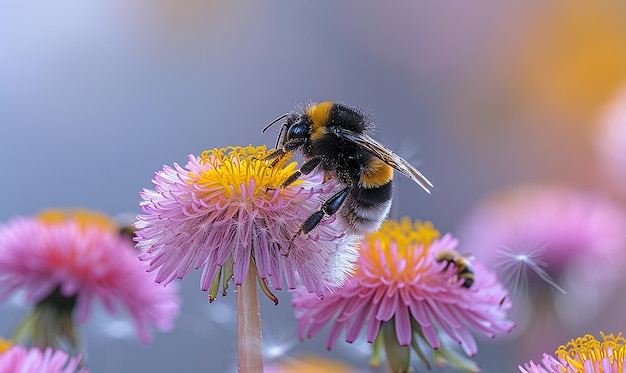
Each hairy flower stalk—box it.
[293,218,514,373]
[236,263,263,372]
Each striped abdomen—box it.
[340,158,394,234]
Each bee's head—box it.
[284,112,310,143]
[263,102,329,149]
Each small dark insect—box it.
[435,250,475,289]
[263,101,432,239]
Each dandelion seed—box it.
[495,243,567,300]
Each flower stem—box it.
[236,262,263,372]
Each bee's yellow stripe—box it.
[361,158,393,188]
[307,101,334,141]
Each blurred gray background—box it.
[2,1,626,372]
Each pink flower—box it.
[460,184,626,271]
[458,184,626,326]
[0,209,180,345]
[292,218,514,372]
[518,355,564,373]
[135,145,358,302]
[0,342,87,373]
[519,332,626,373]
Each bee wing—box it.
[338,129,433,193]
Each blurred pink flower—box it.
[459,184,626,298]
[0,209,180,346]
[0,341,87,373]
[292,218,513,372]
[135,145,357,302]
[518,332,626,373]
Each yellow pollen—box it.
[38,209,117,232]
[0,338,13,354]
[189,145,302,199]
[556,332,626,372]
[362,218,440,275]
[365,218,440,254]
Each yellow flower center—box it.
[0,338,13,354]
[38,209,117,232]
[362,218,440,276]
[556,332,626,372]
[188,145,302,199]
[365,218,440,253]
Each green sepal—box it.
[433,344,480,373]
[382,319,411,373]
[252,257,278,305]
[370,330,384,369]
[208,266,223,303]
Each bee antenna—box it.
[262,113,288,133]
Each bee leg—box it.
[259,150,288,193]
[284,185,351,256]
[261,148,286,162]
[283,138,306,152]
[281,156,322,188]
[261,138,303,162]
[306,184,351,233]
[300,156,322,175]
[261,138,306,166]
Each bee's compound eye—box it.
[286,118,309,140]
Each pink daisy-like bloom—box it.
[458,184,626,329]
[135,145,358,302]
[519,332,626,373]
[292,218,514,372]
[0,209,180,346]
[0,339,87,373]
[459,184,626,272]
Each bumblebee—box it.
[119,224,136,244]
[435,250,475,288]
[263,101,433,237]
